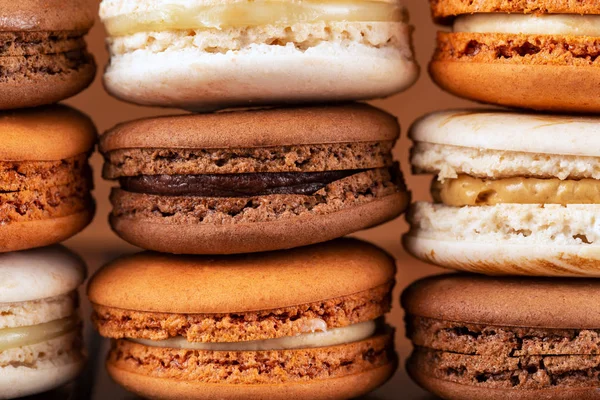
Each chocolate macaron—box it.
[429,0,600,112]
[88,238,398,400]
[0,0,96,109]
[402,273,600,400]
[100,104,408,254]
[405,109,600,276]
[0,106,95,252]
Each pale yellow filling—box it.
[130,320,377,351]
[103,1,405,36]
[454,13,600,36]
[0,316,78,352]
[432,175,600,206]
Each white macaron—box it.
[406,109,600,277]
[0,245,86,399]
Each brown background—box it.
[60,1,477,398]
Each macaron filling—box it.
[103,0,406,36]
[119,170,364,197]
[129,319,377,351]
[0,316,78,352]
[431,175,600,206]
[453,13,600,36]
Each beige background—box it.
[59,1,477,398]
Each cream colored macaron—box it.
[0,245,86,399]
[99,0,419,111]
[405,109,600,277]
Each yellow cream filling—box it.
[432,175,600,206]
[454,13,600,36]
[0,316,78,352]
[130,320,377,351]
[104,1,405,36]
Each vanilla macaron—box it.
[405,109,600,276]
[0,245,86,399]
[88,239,397,400]
[430,0,600,112]
[99,0,418,110]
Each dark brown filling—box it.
[120,170,364,197]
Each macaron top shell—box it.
[410,109,600,157]
[99,104,399,152]
[0,0,95,32]
[0,245,86,303]
[88,239,396,314]
[0,105,96,161]
[402,274,600,329]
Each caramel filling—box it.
[130,320,377,351]
[0,316,78,351]
[103,1,406,36]
[454,14,600,36]
[432,175,600,206]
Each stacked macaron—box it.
[93,0,417,398]
[401,2,600,398]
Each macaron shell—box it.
[107,359,396,400]
[403,235,600,277]
[99,103,399,152]
[88,237,396,314]
[0,244,85,303]
[0,0,94,32]
[401,273,600,329]
[407,359,600,400]
[0,105,96,161]
[109,190,407,256]
[430,61,600,113]
[0,209,94,255]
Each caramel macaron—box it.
[100,103,409,254]
[405,109,600,277]
[0,0,96,109]
[429,0,600,112]
[402,273,600,400]
[88,238,398,400]
[0,106,95,252]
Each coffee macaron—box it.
[0,245,86,399]
[402,273,600,400]
[405,109,600,276]
[429,0,600,112]
[99,0,418,111]
[88,238,397,400]
[100,104,408,254]
[0,106,95,252]
[0,0,96,109]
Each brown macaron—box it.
[88,238,398,400]
[429,0,600,112]
[99,103,409,254]
[0,0,96,109]
[402,273,600,400]
[0,105,96,252]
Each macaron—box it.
[402,273,600,400]
[405,109,600,276]
[98,0,418,111]
[429,0,600,112]
[0,106,96,252]
[0,0,96,109]
[88,238,398,400]
[100,104,409,254]
[0,245,86,399]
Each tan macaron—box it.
[100,103,409,254]
[429,0,600,112]
[0,105,96,252]
[88,238,398,400]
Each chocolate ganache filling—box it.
[120,170,364,197]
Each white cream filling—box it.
[454,13,600,36]
[0,317,78,352]
[130,320,377,351]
